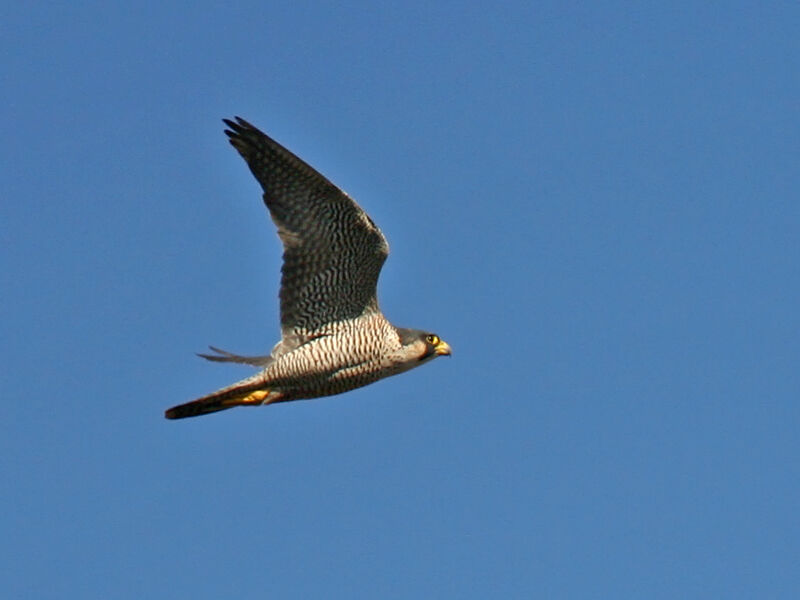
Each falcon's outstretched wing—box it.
[223,117,390,338]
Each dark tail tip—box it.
[164,406,184,420]
[164,400,233,420]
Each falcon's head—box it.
[395,328,452,365]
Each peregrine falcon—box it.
[165,117,450,419]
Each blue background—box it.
[3,2,799,597]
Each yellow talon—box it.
[241,389,270,404]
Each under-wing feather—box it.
[196,345,273,367]
[223,117,389,338]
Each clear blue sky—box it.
[3,2,798,598]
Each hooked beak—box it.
[434,340,452,357]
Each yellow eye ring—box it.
[425,334,440,345]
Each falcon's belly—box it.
[260,315,402,400]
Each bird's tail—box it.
[165,377,282,420]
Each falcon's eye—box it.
[425,334,440,345]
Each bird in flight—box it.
[165,117,451,419]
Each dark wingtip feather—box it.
[223,116,264,157]
[223,116,258,136]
